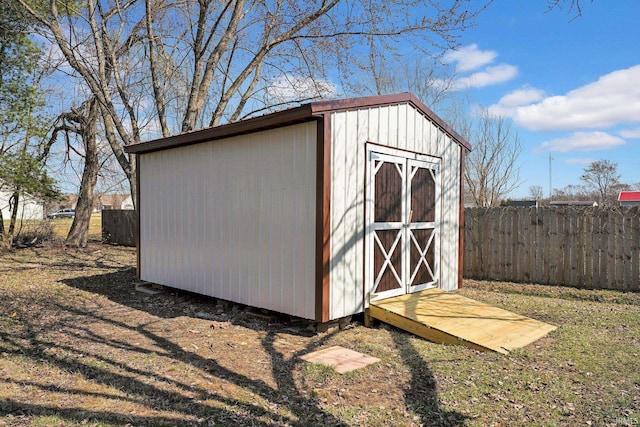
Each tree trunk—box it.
[65,99,99,248]
[8,191,19,237]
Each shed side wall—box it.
[139,122,318,319]
[329,103,462,320]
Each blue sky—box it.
[443,0,640,198]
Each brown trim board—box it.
[310,93,471,151]
[362,143,371,311]
[125,93,471,156]
[135,154,141,280]
[126,105,317,154]
[315,114,331,323]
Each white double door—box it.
[366,148,440,302]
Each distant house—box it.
[95,193,132,211]
[48,193,134,213]
[0,185,44,220]
[618,191,640,207]
[505,200,539,208]
[120,195,134,210]
[550,200,598,207]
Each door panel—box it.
[367,148,439,302]
[369,153,406,300]
[406,160,438,292]
[374,161,403,223]
[409,228,435,287]
[373,229,403,293]
[410,166,436,223]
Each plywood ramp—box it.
[367,289,557,354]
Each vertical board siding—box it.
[329,104,463,319]
[464,207,640,290]
[139,122,317,319]
[439,133,461,291]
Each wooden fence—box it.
[463,207,640,291]
[102,209,136,247]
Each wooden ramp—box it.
[367,289,557,354]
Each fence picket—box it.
[624,212,633,290]
[615,210,624,289]
[519,209,528,282]
[536,208,546,284]
[632,208,640,291]
[566,209,574,285]
[549,209,559,285]
[598,209,608,289]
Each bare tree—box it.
[552,184,591,202]
[16,0,487,203]
[580,159,621,208]
[464,108,522,207]
[547,0,594,18]
[49,97,101,247]
[529,185,544,201]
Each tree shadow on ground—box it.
[391,330,469,426]
[2,273,346,426]
[0,244,134,273]
[1,266,467,426]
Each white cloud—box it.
[537,131,626,153]
[492,65,640,131]
[443,44,498,73]
[266,75,337,101]
[488,88,546,116]
[435,44,518,91]
[452,64,518,90]
[619,127,640,139]
[565,158,597,165]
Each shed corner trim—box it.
[315,112,331,323]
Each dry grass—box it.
[0,245,639,426]
[48,214,103,240]
[3,214,102,246]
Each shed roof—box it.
[506,200,538,207]
[550,200,599,207]
[125,93,471,155]
[619,191,640,202]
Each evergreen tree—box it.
[0,3,59,246]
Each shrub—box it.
[13,220,57,248]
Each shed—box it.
[125,93,470,323]
[619,191,640,207]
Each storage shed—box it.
[125,93,470,323]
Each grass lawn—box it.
[3,214,102,244]
[0,245,638,426]
[48,214,102,239]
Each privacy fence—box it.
[102,209,136,247]
[463,207,640,291]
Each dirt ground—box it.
[1,244,639,426]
